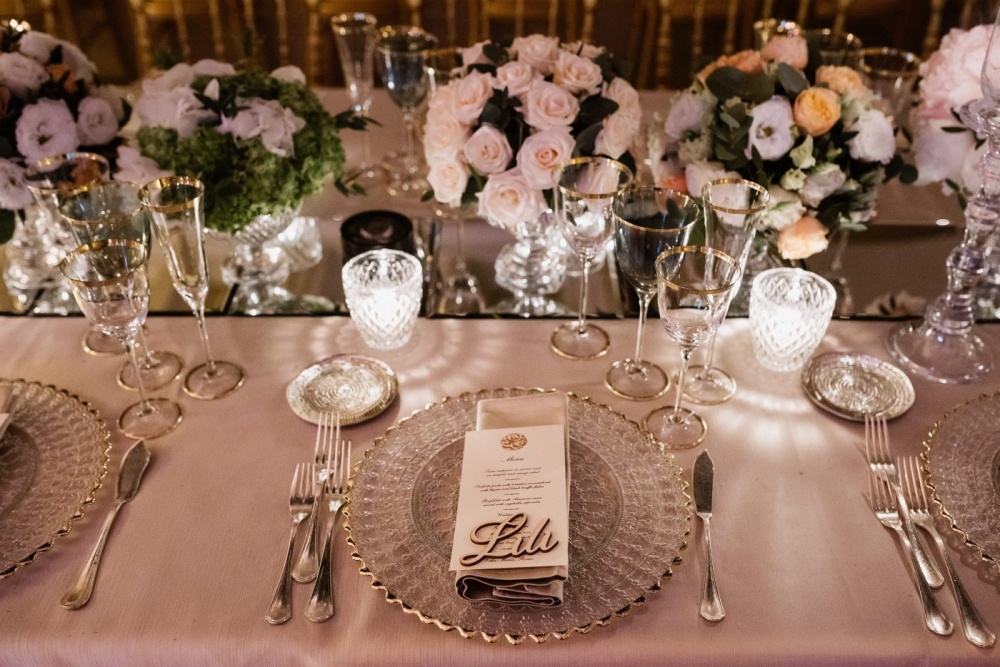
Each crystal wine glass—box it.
[607,186,699,400]
[376,25,438,197]
[331,12,380,184]
[58,181,184,391]
[140,177,245,400]
[551,157,633,359]
[644,246,741,449]
[59,240,183,439]
[683,178,769,404]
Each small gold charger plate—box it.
[287,354,398,425]
[344,388,690,644]
[801,352,914,421]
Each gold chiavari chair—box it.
[0,0,75,42]
[652,0,748,89]
[468,0,569,43]
[580,0,658,88]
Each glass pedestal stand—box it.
[491,211,568,317]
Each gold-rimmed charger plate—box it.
[286,354,398,425]
[344,387,690,644]
[801,352,915,421]
[0,379,111,579]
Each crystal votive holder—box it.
[342,248,423,350]
[750,268,836,372]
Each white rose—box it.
[761,185,806,231]
[428,157,470,206]
[19,31,97,82]
[89,85,126,122]
[604,77,641,122]
[462,40,491,67]
[15,98,78,163]
[192,59,237,78]
[0,158,33,210]
[494,61,541,97]
[517,127,575,190]
[141,63,195,96]
[477,168,546,227]
[76,96,119,146]
[911,116,975,186]
[113,145,172,185]
[552,50,603,95]
[663,92,713,148]
[270,65,306,84]
[799,164,847,207]
[137,86,215,138]
[523,80,579,131]
[0,52,49,98]
[595,110,637,159]
[747,96,795,161]
[423,111,471,161]
[464,125,513,175]
[847,108,895,164]
[218,97,306,158]
[512,35,560,75]
[684,161,740,200]
[452,71,494,124]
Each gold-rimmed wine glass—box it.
[59,239,183,440]
[606,186,699,400]
[140,177,245,400]
[331,12,380,184]
[551,156,633,360]
[643,246,741,449]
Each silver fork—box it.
[864,415,944,588]
[266,462,314,625]
[305,436,351,622]
[900,457,995,648]
[293,412,337,583]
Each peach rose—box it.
[794,87,841,137]
[815,65,867,96]
[760,36,808,69]
[776,216,829,260]
[655,173,689,194]
[697,50,764,82]
[47,63,78,94]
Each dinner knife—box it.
[694,450,725,622]
[61,441,151,609]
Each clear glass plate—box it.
[0,379,111,579]
[344,388,690,644]
[924,391,1000,572]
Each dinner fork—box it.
[900,457,995,648]
[266,462,314,625]
[293,412,339,583]
[305,435,351,622]
[869,471,953,636]
[864,415,944,588]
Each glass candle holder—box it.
[342,249,423,350]
[749,268,836,372]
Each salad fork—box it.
[869,471,953,636]
[900,457,995,647]
[266,462,314,625]
[305,436,351,622]
[293,412,339,583]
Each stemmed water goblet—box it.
[606,186,699,400]
[58,181,184,391]
[551,157,633,359]
[140,177,245,400]
[643,246,742,449]
[331,12,380,184]
[59,239,183,439]
[375,24,438,197]
[682,179,769,404]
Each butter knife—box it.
[694,450,725,621]
[61,441,151,609]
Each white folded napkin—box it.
[454,392,570,607]
[0,384,13,443]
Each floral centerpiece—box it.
[0,21,129,243]
[650,35,911,260]
[121,59,362,235]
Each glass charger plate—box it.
[801,352,914,421]
[924,391,1000,572]
[344,387,690,644]
[286,354,398,425]
[0,379,111,579]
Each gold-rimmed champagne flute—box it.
[59,240,183,439]
[140,177,245,400]
[58,181,184,391]
[682,179,769,405]
[331,12,380,183]
[643,246,741,449]
[551,156,633,359]
[607,186,699,400]
[376,25,438,197]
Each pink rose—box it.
[552,50,603,95]
[517,127,575,190]
[477,168,547,227]
[595,110,638,159]
[523,80,580,131]
[423,110,470,161]
[512,35,560,74]
[761,36,808,69]
[462,40,491,67]
[776,216,829,260]
[428,157,470,207]
[604,77,641,122]
[464,125,513,175]
[917,25,991,120]
[452,71,494,124]
[494,61,541,97]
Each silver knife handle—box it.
[61,501,123,609]
[699,515,725,622]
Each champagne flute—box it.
[58,181,184,391]
[644,246,741,449]
[683,179,769,405]
[140,177,245,400]
[59,240,183,439]
[376,25,438,197]
[607,187,699,400]
[331,12,380,183]
[551,157,633,360]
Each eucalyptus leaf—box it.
[745,72,775,104]
[776,63,808,98]
[705,66,750,101]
